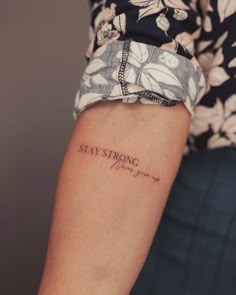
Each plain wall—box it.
[0,1,89,294]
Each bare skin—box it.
[38,100,190,295]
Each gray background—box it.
[0,1,89,294]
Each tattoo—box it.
[78,144,160,184]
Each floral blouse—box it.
[73,0,236,155]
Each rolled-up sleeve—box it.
[73,0,207,119]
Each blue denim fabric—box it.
[130,147,236,295]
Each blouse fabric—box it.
[73,0,236,155]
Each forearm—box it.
[38,101,190,295]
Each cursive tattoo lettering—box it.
[78,144,160,184]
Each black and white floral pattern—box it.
[73,0,236,155]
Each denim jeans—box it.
[130,147,236,295]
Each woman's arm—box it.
[38,100,190,295]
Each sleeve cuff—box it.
[73,39,206,119]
